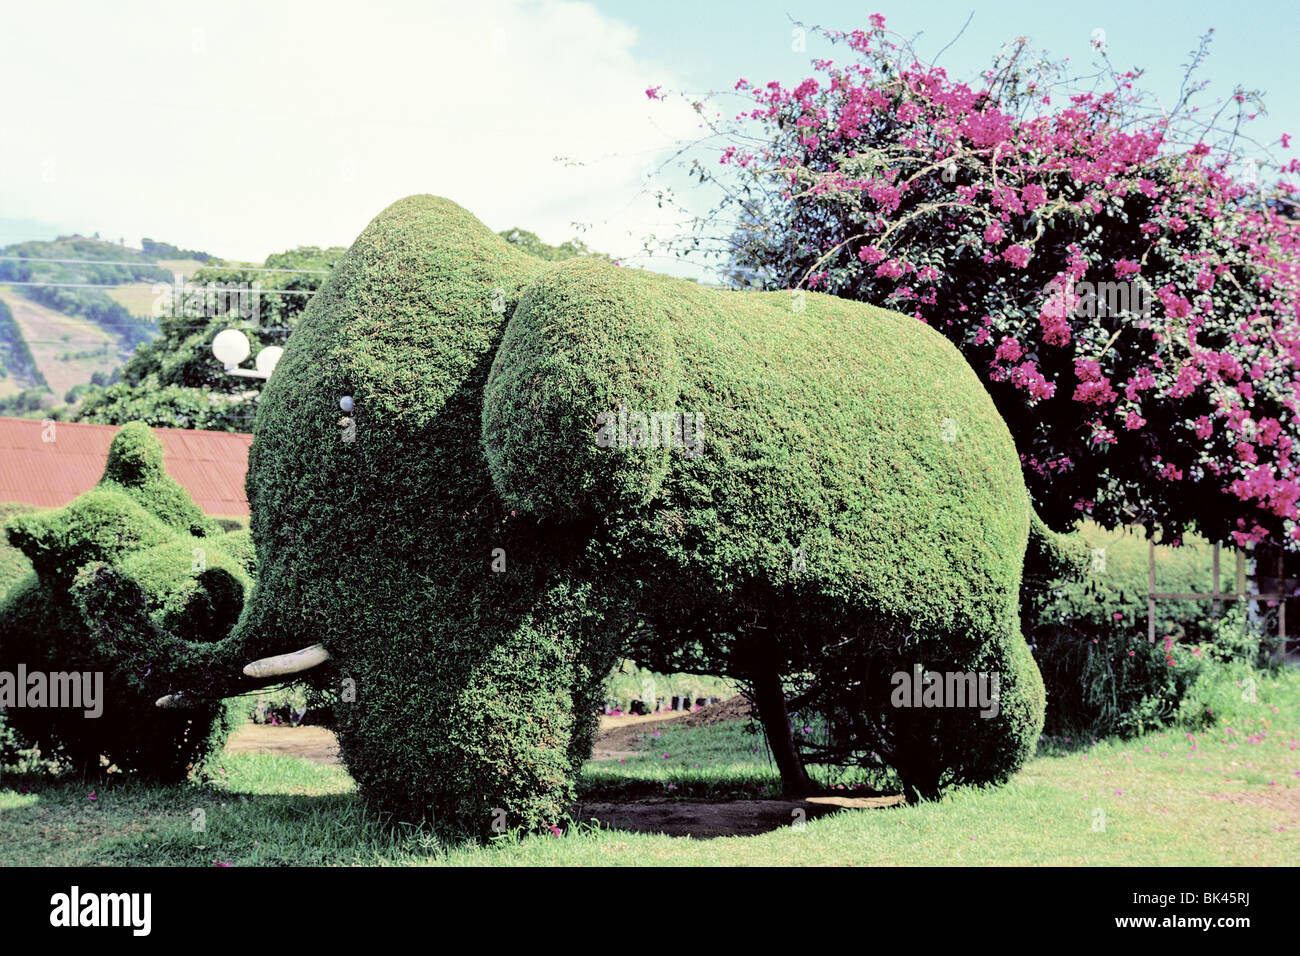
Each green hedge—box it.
[0,502,36,598]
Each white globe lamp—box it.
[212,328,251,369]
[255,345,284,376]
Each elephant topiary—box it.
[0,422,253,779]
[159,194,1068,835]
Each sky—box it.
[2,0,1297,274]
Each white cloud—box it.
[0,0,702,269]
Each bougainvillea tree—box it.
[659,17,1300,549]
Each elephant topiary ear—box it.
[481,257,687,520]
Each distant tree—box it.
[0,300,46,388]
[497,227,609,262]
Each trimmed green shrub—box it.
[0,423,249,779]
[1034,523,1220,640]
[235,194,1052,824]
[602,660,738,713]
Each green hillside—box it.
[0,235,213,415]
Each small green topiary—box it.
[0,424,250,779]
[225,195,1053,826]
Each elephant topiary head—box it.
[212,195,1057,834]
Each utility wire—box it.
[1,281,314,295]
[0,255,331,274]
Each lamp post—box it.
[212,328,282,380]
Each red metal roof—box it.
[0,417,252,516]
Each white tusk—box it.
[156,692,192,709]
[243,643,330,679]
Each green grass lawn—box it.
[2,670,1297,866]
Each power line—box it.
[0,255,331,275]
[1,281,315,295]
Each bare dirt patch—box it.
[0,288,121,395]
[224,724,341,766]
[1208,788,1300,827]
[578,793,903,839]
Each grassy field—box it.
[0,288,121,396]
[103,282,163,318]
[2,667,1296,866]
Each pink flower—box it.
[1021,183,1048,210]
[1002,244,1031,268]
[644,86,664,100]
[983,222,1005,244]
[995,336,1023,363]
[1074,378,1117,405]
[1010,361,1055,401]
[548,825,563,837]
